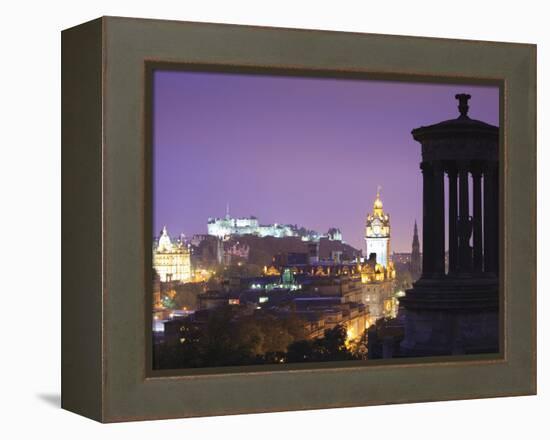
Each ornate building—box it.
[208,214,304,239]
[327,227,343,241]
[153,226,192,283]
[361,189,397,318]
[365,188,391,268]
[409,220,421,280]
[207,211,339,243]
[359,253,396,319]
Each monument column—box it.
[493,166,499,276]
[420,161,434,278]
[458,161,471,273]
[483,162,497,275]
[447,166,458,275]
[472,166,483,273]
[432,161,445,277]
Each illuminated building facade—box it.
[262,256,396,321]
[365,188,391,268]
[359,253,396,319]
[207,213,337,242]
[153,226,191,283]
[327,227,343,241]
[207,214,298,238]
[362,190,398,319]
[225,241,250,260]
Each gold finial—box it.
[373,186,383,212]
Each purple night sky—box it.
[153,70,499,252]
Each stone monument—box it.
[400,94,499,356]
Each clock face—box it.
[374,225,381,235]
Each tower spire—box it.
[226,202,230,218]
[410,220,421,279]
[365,185,390,268]
[412,220,420,247]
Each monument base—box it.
[399,276,499,356]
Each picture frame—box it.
[61,16,536,422]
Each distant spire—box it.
[410,220,421,278]
[412,220,419,246]
[226,202,230,218]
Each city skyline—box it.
[153,70,499,252]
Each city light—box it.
[149,78,501,370]
[153,191,408,367]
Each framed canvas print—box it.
[61,16,536,422]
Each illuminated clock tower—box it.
[365,187,391,268]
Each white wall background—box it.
[0,0,546,437]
